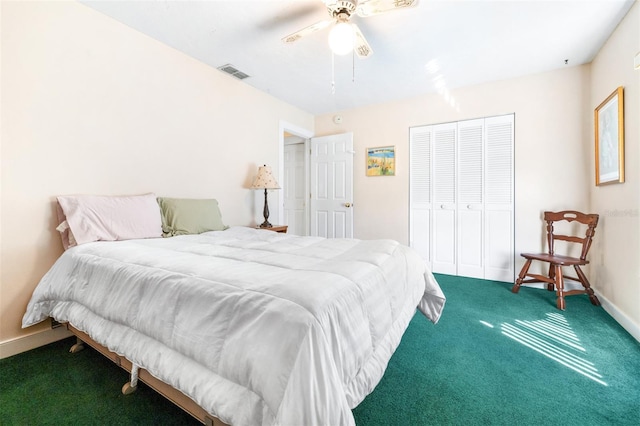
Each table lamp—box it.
[251,165,281,228]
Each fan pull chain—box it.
[352,48,355,83]
[331,52,336,95]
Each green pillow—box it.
[157,198,228,237]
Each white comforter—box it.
[23,227,445,426]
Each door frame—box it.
[278,120,313,230]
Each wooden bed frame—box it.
[65,323,229,426]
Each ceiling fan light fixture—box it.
[328,22,354,55]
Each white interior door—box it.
[457,119,484,278]
[310,133,354,238]
[432,123,457,275]
[283,142,307,235]
[484,115,515,282]
[409,126,432,263]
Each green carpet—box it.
[2,275,639,425]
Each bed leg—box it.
[69,338,85,353]
[121,363,140,395]
[121,382,137,395]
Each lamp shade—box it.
[251,165,280,190]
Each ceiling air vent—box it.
[217,64,250,80]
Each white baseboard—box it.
[0,327,72,359]
[522,283,640,343]
[596,291,640,343]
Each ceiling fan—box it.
[282,0,419,58]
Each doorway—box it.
[278,121,312,235]
[283,135,308,236]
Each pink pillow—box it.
[56,193,162,247]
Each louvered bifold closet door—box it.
[409,115,514,281]
[431,122,457,275]
[484,114,514,282]
[457,119,485,278]
[409,126,432,263]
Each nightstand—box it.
[256,225,288,233]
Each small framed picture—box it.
[594,86,624,185]
[366,146,395,176]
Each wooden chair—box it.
[512,211,600,310]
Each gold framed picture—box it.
[595,86,624,185]
[366,146,395,176]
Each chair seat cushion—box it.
[520,252,588,266]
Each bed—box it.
[22,195,446,426]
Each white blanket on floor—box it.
[23,226,445,425]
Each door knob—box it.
[344,203,352,208]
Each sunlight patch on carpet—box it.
[500,312,607,386]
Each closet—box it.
[409,114,514,282]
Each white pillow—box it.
[57,193,162,246]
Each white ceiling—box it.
[81,0,635,115]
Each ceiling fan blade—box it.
[352,24,373,58]
[356,0,419,18]
[282,19,333,43]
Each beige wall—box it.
[315,4,639,339]
[315,65,591,256]
[0,1,313,349]
[589,2,640,334]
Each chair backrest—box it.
[543,211,599,260]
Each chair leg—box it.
[547,263,556,291]
[555,265,566,310]
[574,265,601,306]
[512,259,532,293]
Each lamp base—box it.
[260,188,273,229]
